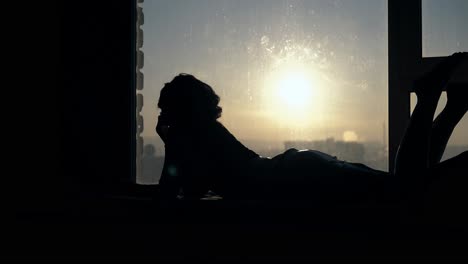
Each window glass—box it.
[422,0,468,57]
[139,0,389,184]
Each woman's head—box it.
[158,74,222,126]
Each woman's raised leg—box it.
[429,82,468,166]
[394,53,466,176]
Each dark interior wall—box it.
[11,2,139,258]
[62,1,135,200]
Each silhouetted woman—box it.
[156,53,467,206]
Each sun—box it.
[262,63,324,128]
[275,71,313,110]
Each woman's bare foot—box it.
[414,52,466,103]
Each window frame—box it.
[388,0,449,172]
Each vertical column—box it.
[388,0,422,173]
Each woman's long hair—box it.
[158,74,222,125]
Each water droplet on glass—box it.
[261,35,270,46]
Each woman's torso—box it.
[177,122,391,202]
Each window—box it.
[134,1,467,184]
[136,0,389,184]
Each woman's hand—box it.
[156,113,170,144]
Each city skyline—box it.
[138,135,467,184]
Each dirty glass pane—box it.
[422,0,468,57]
[139,0,388,184]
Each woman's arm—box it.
[156,113,170,144]
[156,114,181,200]
[158,143,181,200]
